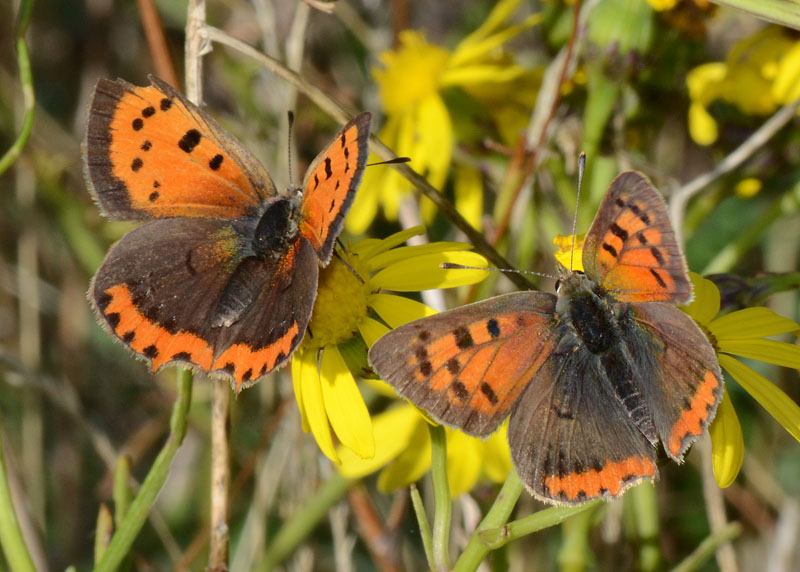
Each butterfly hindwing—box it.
[631,302,723,461]
[300,113,371,264]
[508,331,658,505]
[583,172,691,304]
[92,218,318,390]
[369,292,558,436]
[85,76,275,221]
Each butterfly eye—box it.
[554,279,562,292]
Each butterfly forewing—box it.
[583,172,691,304]
[300,113,371,264]
[85,76,275,220]
[369,292,558,436]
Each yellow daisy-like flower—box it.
[291,226,489,463]
[337,403,512,497]
[347,0,542,233]
[681,273,800,488]
[686,27,800,146]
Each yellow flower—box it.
[347,0,541,234]
[686,27,800,145]
[682,273,800,488]
[337,404,512,496]
[647,0,678,10]
[291,226,489,462]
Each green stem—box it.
[499,498,601,545]
[93,369,193,572]
[112,455,132,527]
[429,424,452,571]
[630,483,660,572]
[558,507,594,572]
[0,412,37,572]
[409,484,435,570]
[0,0,35,179]
[260,474,355,571]
[452,470,524,572]
[670,522,742,572]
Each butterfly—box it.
[84,76,371,391]
[369,172,723,505]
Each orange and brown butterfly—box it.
[84,76,370,391]
[368,172,723,505]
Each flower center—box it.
[374,30,450,114]
[305,252,371,350]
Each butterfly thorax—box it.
[556,272,622,355]
[252,197,302,258]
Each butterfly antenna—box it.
[441,263,557,281]
[367,157,411,167]
[569,152,587,271]
[334,248,365,284]
[287,110,296,190]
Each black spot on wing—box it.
[450,380,469,402]
[610,222,628,241]
[178,129,202,153]
[486,318,500,338]
[602,243,618,258]
[453,326,474,349]
[480,382,498,404]
[141,106,156,118]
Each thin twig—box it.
[668,96,800,245]
[209,381,231,570]
[699,435,739,572]
[492,0,584,246]
[185,1,231,569]
[202,25,533,291]
[136,0,180,88]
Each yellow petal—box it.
[449,13,542,70]
[688,102,719,146]
[377,418,432,491]
[337,406,419,477]
[298,348,340,463]
[320,346,375,459]
[358,315,391,348]
[351,225,426,259]
[454,165,484,230]
[686,62,726,103]
[734,177,762,198]
[773,42,800,104]
[681,272,720,325]
[709,386,744,488]
[719,339,800,369]
[371,251,489,291]
[710,307,800,340]
[719,354,800,444]
[553,233,585,272]
[446,430,483,496]
[369,293,437,328]
[441,64,527,87]
[291,348,311,433]
[345,167,380,234]
[366,242,473,273]
[458,0,522,48]
[481,427,513,483]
